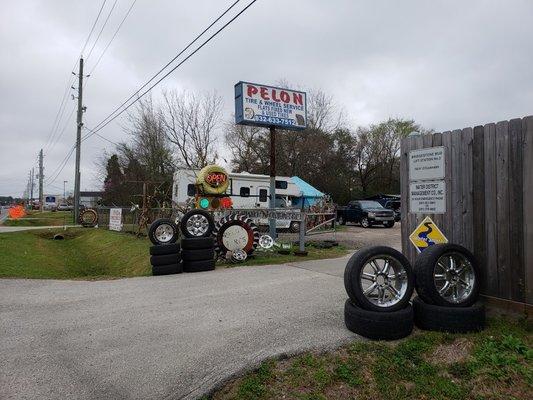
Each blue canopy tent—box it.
[291,176,324,208]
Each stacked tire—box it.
[148,218,182,276]
[343,246,415,340]
[413,244,485,333]
[180,210,216,273]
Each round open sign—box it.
[196,165,230,195]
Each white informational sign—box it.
[409,180,446,214]
[234,81,307,130]
[409,146,445,181]
[109,208,123,231]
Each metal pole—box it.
[74,58,84,223]
[63,180,67,200]
[30,168,34,203]
[39,149,44,212]
[269,126,276,238]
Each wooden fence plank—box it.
[523,116,533,304]
[483,123,499,296]
[461,127,474,252]
[451,129,463,244]
[400,137,410,260]
[509,118,525,302]
[442,131,453,240]
[432,132,444,230]
[496,121,511,300]
[472,125,487,293]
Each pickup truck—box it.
[336,200,395,228]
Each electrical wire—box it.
[85,0,119,62]
[83,0,245,140]
[88,0,137,76]
[45,144,76,186]
[80,0,108,57]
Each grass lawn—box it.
[209,317,532,400]
[2,210,75,226]
[0,228,349,279]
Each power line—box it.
[87,0,137,76]
[83,0,245,140]
[48,105,76,153]
[45,144,76,186]
[85,0,119,62]
[80,0,108,56]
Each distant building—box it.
[80,191,104,207]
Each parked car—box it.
[364,194,401,222]
[57,203,73,211]
[336,200,395,228]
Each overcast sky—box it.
[1,0,532,197]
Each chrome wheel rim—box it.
[434,252,475,303]
[361,218,369,227]
[232,249,247,262]
[359,255,408,307]
[259,235,274,249]
[155,223,174,243]
[186,214,209,237]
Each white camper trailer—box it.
[172,168,316,231]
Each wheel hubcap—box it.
[434,252,475,303]
[359,255,408,307]
[186,214,209,236]
[155,224,174,243]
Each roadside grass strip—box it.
[2,210,74,226]
[209,317,532,400]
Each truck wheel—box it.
[152,262,183,276]
[344,300,413,340]
[149,243,180,256]
[338,215,346,225]
[344,245,414,312]
[413,297,485,333]
[180,209,214,238]
[148,218,178,245]
[414,244,480,307]
[384,221,395,228]
[181,237,215,250]
[360,217,371,228]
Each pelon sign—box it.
[234,81,307,130]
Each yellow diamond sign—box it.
[409,216,448,253]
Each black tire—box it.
[182,248,215,261]
[149,243,180,256]
[181,237,215,250]
[152,262,183,276]
[384,221,395,228]
[344,246,414,312]
[180,209,215,238]
[278,249,291,255]
[344,300,413,340]
[338,215,346,225]
[150,253,181,266]
[360,217,371,228]
[183,259,216,273]
[413,297,485,333]
[79,208,98,227]
[289,221,301,233]
[148,218,178,245]
[414,243,481,307]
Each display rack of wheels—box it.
[181,237,216,273]
[149,243,182,276]
[413,243,485,333]
[343,246,415,340]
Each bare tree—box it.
[306,89,345,133]
[224,122,269,173]
[161,90,223,169]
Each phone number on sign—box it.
[254,115,295,125]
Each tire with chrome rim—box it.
[148,218,178,245]
[344,246,414,312]
[180,209,214,238]
[360,217,371,228]
[414,243,480,307]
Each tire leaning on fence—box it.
[79,208,98,227]
[413,243,481,307]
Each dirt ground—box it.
[276,222,402,251]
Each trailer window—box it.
[240,187,250,197]
[275,180,288,189]
[187,184,196,196]
[259,189,268,202]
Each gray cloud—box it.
[1,0,532,196]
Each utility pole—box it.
[73,57,84,223]
[39,149,44,212]
[30,167,34,203]
[63,180,67,200]
[269,126,277,238]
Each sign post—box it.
[235,82,307,239]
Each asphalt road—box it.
[1,256,356,400]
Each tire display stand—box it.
[181,237,216,272]
[149,243,182,276]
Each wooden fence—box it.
[400,116,533,306]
